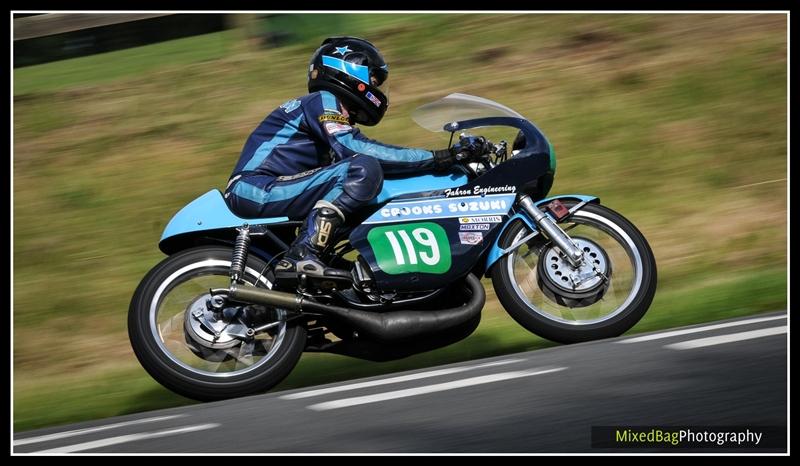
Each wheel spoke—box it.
[149,263,287,377]
[507,211,643,325]
[229,341,256,369]
[204,356,229,374]
[158,312,186,344]
[559,308,576,320]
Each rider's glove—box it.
[431,135,487,172]
[454,135,487,162]
[432,148,457,171]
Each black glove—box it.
[432,148,456,171]
[454,135,487,161]
[431,135,487,172]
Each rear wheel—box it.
[128,246,306,401]
[491,203,657,343]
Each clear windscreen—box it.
[412,93,525,132]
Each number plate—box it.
[367,222,452,275]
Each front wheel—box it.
[491,202,657,343]
[128,246,306,401]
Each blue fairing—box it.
[484,194,599,272]
[371,172,469,204]
[159,176,468,253]
[159,190,289,247]
[484,212,537,269]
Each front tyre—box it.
[128,246,306,401]
[491,203,657,343]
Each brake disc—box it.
[537,237,612,308]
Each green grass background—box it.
[13,13,787,431]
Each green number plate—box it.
[367,222,451,275]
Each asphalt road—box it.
[14,312,788,453]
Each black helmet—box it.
[308,36,389,126]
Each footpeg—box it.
[273,259,352,293]
[300,261,353,292]
[297,260,325,275]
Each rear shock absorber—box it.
[230,224,251,284]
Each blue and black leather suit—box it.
[225,91,439,220]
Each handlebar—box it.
[455,138,502,162]
[453,136,509,178]
[455,151,471,162]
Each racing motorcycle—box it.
[129,93,657,401]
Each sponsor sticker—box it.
[459,215,503,224]
[460,223,491,231]
[276,167,322,181]
[458,231,484,245]
[444,185,516,197]
[318,113,350,124]
[365,91,382,107]
[324,122,353,135]
[280,99,301,113]
[363,193,515,224]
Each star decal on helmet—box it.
[333,46,352,56]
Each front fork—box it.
[518,195,585,267]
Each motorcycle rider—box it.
[224,36,485,280]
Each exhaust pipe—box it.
[227,274,485,343]
[227,283,303,311]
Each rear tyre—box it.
[128,246,306,401]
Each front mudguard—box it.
[484,194,599,274]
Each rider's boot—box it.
[274,201,352,289]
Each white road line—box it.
[31,423,219,454]
[281,358,527,400]
[617,314,787,344]
[665,326,787,350]
[307,367,566,411]
[13,415,186,446]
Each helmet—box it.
[307,36,389,126]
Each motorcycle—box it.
[128,93,657,401]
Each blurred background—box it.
[12,13,787,431]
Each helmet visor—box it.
[376,78,390,98]
[370,76,389,106]
[371,73,389,102]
